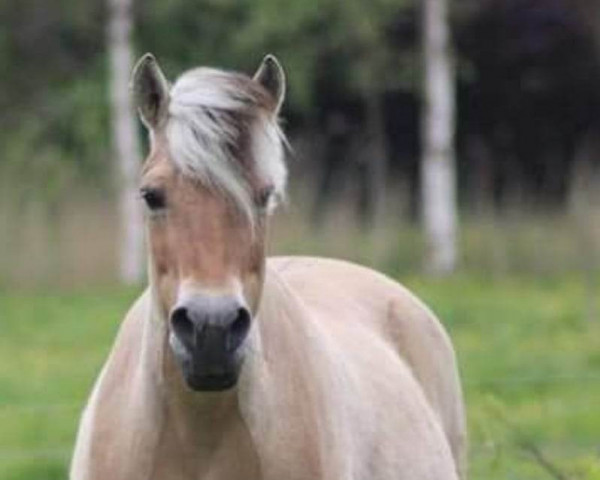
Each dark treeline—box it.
[457,0,600,211]
[1,0,599,220]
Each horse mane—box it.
[166,67,287,222]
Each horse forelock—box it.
[165,67,287,224]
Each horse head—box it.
[131,54,286,391]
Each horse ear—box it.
[131,53,170,129]
[253,54,285,114]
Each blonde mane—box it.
[166,67,287,221]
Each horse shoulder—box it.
[384,285,467,479]
[70,290,151,480]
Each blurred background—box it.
[1,0,600,478]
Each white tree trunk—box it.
[421,0,458,275]
[108,0,144,284]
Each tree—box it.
[108,0,144,284]
[421,0,458,275]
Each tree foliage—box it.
[0,0,414,193]
[2,0,598,209]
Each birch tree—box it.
[421,0,458,275]
[108,0,144,284]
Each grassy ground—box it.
[408,275,600,480]
[0,275,599,480]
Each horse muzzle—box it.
[168,294,252,392]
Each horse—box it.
[70,53,467,480]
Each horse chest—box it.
[150,424,262,480]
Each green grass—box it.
[404,275,600,480]
[0,288,138,480]
[1,277,599,479]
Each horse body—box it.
[71,53,466,479]
[72,257,464,480]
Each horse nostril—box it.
[171,307,196,349]
[226,307,251,353]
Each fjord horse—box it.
[70,54,466,480]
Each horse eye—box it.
[140,188,166,211]
[256,186,274,209]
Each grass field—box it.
[1,274,599,479]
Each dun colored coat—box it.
[70,54,467,480]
